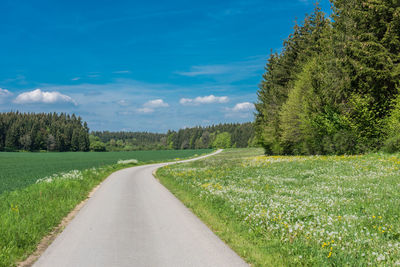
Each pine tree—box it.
[332,0,400,150]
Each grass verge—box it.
[156,148,400,266]
[0,164,131,267]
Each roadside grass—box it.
[156,148,400,266]
[0,164,126,267]
[0,149,211,267]
[0,149,212,194]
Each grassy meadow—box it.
[0,149,211,267]
[156,148,400,266]
[0,149,212,194]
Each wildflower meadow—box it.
[157,148,400,266]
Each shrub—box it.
[382,95,400,153]
[212,132,231,149]
[90,141,106,152]
[382,135,400,153]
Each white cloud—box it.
[0,88,12,96]
[137,99,169,113]
[137,107,155,113]
[180,95,229,105]
[232,102,254,112]
[143,99,169,108]
[71,77,81,81]
[14,89,77,105]
[179,98,192,105]
[225,102,255,118]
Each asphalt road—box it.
[34,150,248,267]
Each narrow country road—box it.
[34,150,248,267]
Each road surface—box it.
[34,150,247,267]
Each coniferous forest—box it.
[255,2,400,155]
[0,112,90,152]
[0,111,255,152]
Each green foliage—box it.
[89,141,106,152]
[255,1,400,155]
[383,136,400,153]
[255,5,330,155]
[279,58,315,154]
[346,94,383,152]
[212,132,231,149]
[385,95,400,138]
[0,112,89,152]
[93,122,254,151]
[383,95,400,152]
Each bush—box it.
[381,95,400,153]
[382,135,400,153]
[212,132,231,149]
[90,141,106,152]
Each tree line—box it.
[0,112,90,152]
[0,112,255,152]
[90,131,166,151]
[92,122,256,151]
[255,1,400,155]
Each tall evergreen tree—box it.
[255,5,330,154]
[255,0,400,155]
[332,0,400,150]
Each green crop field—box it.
[0,149,212,266]
[157,148,400,266]
[0,149,212,194]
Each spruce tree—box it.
[255,5,329,154]
[332,0,400,150]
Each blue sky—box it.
[0,0,331,132]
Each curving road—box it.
[34,150,247,267]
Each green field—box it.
[0,149,212,194]
[0,149,212,267]
[157,148,400,266]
